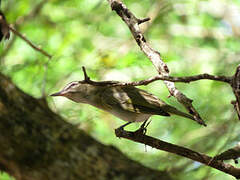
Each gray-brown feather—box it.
[101,86,170,117]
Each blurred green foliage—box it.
[0,0,240,179]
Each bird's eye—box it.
[64,82,78,91]
[69,83,77,88]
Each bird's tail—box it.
[162,105,207,126]
[163,105,195,121]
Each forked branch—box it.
[108,0,206,126]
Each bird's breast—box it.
[107,108,151,122]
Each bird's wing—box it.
[101,86,170,116]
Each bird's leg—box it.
[135,119,152,135]
[140,120,150,129]
[116,122,132,131]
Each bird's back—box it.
[100,86,170,120]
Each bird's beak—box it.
[50,91,65,96]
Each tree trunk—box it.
[0,73,172,180]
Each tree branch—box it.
[80,66,231,86]
[231,64,240,120]
[110,74,232,87]
[107,0,206,126]
[115,128,240,179]
[8,26,52,59]
[0,0,51,60]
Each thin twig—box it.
[82,66,90,81]
[110,74,232,87]
[137,17,151,25]
[80,66,119,86]
[80,66,232,86]
[0,0,49,61]
[8,26,52,59]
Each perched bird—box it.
[51,81,196,129]
[0,11,10,42]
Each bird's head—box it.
[51,81,91,103]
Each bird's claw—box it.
[115,126,124,138]
[115,125,124,131]
[134,120,152,135]
[115,122,132,138]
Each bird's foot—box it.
[234,159,238,164]
[115,128,123,138]
[115,122,132,138]
[134,120,151,136]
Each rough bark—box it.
[0,73,172,180]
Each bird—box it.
[51,81,197,129]
[0,11,10,42]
